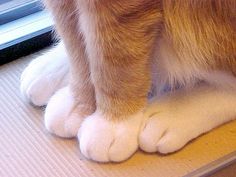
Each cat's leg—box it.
[139,86,236,153]
[20,42,69,106]
[42,0,96,138]
[77,1,162,162]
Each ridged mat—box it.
[0,53,235,177]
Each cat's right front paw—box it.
[45,87,91,138]
[20,44,69,106]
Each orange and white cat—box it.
[21,0,236,162]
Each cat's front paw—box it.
[139,103,200,154]
[78,111,143,162]
[45,87,87,138]
[20,44,69,106]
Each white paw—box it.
[78,111,144,162]
[139,102,202,154]
[20,43,69,106]
[45,87,84,138]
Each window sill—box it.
[0,10,53,50]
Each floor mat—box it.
[0,53,235,177]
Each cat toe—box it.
[139,116,168,153]
[155,132,186,154]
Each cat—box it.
[20,0,236,162]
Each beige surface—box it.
[0,55,236,177]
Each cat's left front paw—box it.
[78,111,143,162]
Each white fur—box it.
[45,87,84,138]
[78,110,144,162]
[140,87,236,153]
[152,38,236,97]
[20,42,69,106]
[152,37,201,95]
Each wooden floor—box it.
[0,53,235,177]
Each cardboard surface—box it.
[0,55,235,177]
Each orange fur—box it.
[44,0,236,119]
[44,0,96,117]
[163,0,236,73]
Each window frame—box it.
[0,0,54,64]
[0,0,43,25]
